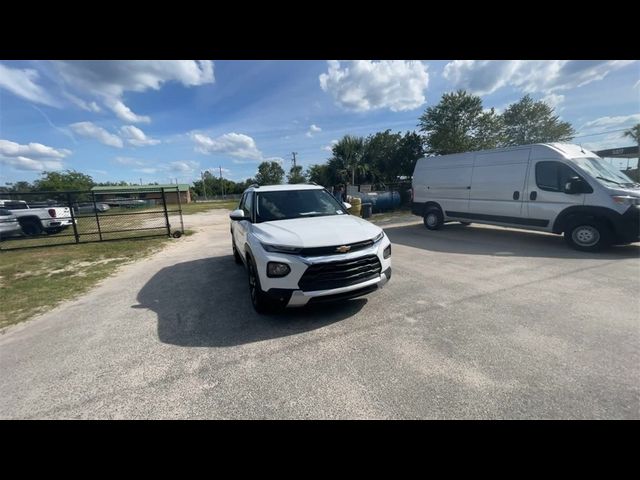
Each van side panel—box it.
[462,148,530,220]
[412,153,473,215]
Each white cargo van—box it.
[411,143,640,251]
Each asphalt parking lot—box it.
[1,210,638,419]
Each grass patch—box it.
[0,237,169,329]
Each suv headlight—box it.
[612,195,640,206]
[267,262,291,277]
[372,231,384,243]
[261,243,302,254]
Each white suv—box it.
[230,184,392,313]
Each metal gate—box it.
[0,187,185,250]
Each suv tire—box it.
[247,255,281,314]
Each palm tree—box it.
[623,124,640,172]
[332,135,365,185]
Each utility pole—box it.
[291,152,298,169]
[201,170,208,201]
[219,166,225,199]
[139,178,142,185]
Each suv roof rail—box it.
[307,181,319,186]
[249,183,260,189]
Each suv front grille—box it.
[299,239,374,257]
[298,254,381,292]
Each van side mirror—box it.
[564,177,583,194]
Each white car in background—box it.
[230,184,392,313]
[0,208,22,240]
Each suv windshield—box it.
[255,189,346,222]
[575,157,638,187]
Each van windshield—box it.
[574,157,638,188]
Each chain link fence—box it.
[0,187,184,250]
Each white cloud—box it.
[134,167,160,174]
[579,113,640,133]
[105,98,150,123]
[51,60,214,123]
[0,139,70,159]
[113,156,147,167]
[305,124,322,137]
[168,160,199,173]
[119,125,160,146]
[191,132,263,162]
[322,139,339,152]
[70,122,123,148]
[541,93,565,110]
[443,60,637,96]
[63,92,101,112]
[319,60,429,112]
[0,139,70,172]
[0,63,59,107]
[0,156,64,171]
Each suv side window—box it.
[536,161,588,192]
[243,192,254,220]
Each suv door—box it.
[526,160,590,230]
[233,192,253,252]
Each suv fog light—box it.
[267,262,291,277]
[383,244,391,259]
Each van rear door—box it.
[464,148,530,223]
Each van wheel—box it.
[423,208,444,230]
[564,220,611,252]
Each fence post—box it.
[91,191,103,241]
[160,188,171,237]
[175,186,184,235]
[67,192,80,244]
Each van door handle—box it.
[530,191,537,201]
[513,191,520,200]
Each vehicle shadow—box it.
[384,222,640,260]
[134,256,367,347]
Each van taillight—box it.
[48,209,57,217]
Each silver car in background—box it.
[0,208,23,240]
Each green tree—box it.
[306,164,333,187]
[332,135,365,184]
[418,89,502,155]
[255,161,285,185]
[34,170,95,191]
[363,130,426,183]
[287,164,307,184]
[501,94,575,145]
[8,181,34,192]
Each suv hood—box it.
[253,215,382,248]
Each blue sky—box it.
[1,60,638,186]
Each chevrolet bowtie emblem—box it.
[336,245,351,253]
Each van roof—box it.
[417,143,598,160]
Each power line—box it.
[572,128,631,140]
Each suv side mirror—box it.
[564,177,584,194]
[229,209,249,221]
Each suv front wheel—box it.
[247,256,281,314]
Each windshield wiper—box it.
[299,212,334,217]
[596,176,624,186]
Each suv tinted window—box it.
[243,192,254,219]
[0,208,12,216]
[536,161,584,192]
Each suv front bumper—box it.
[266,267,391,307]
